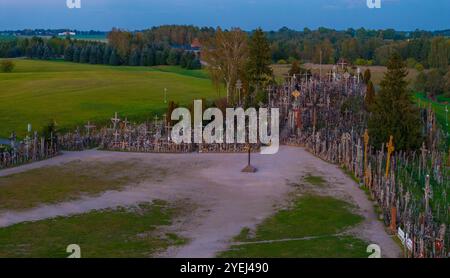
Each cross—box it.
[122,117,130,131]
[424,175,432,213]
[164,88,168,104]
[305,92,325,134]
[385,135,395,178]
[338,60,346,71]
[326,71,333,82]
[84,121,96,136]
[153,115,159,127]
[113,130,120,145]
[111,112,120,130]
[363,129,369,174]
[420,142,427,169]
[9,132,17,149]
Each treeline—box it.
[0,28,202,69]
[265,27,450,69]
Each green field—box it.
[0,200,186,258]
[0,59,216,138]
[414,92,450,135]
[220,195,369,258]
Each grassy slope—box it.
[220,195,368,258]
[0,160,167,211]
[0,59,215,137]
[0,201,186,258]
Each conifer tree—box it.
[368,53,422,151]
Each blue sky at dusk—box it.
[0,0,449,31]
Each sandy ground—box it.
[0,147,401,258]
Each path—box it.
[0,147,401,258]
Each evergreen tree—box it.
[89,45,98,64]
[365,81,375,111]
[247,28,273,87]
[64,45,74,61]
[128,48,140,66]
[103,46,112,65]
[368,53,422,151]
[109,49,119,66]
[73,46,80,63]
[363,68,371,85]
[167,49,179,65]
[79,46,89,63]
[96,45,104,64]
[288,60,302,77]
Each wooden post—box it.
[390,206,397,233]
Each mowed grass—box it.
[0,59,216,137]
[0,200,186,258]
[0,160,166,211]
[220,195,368,258]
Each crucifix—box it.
[338,60,346,71]
[111,112,120,130]
[236,79,243,106]
[241,143,257,173]
[84,121,96,136]
[385,135,395,178]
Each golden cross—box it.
[385,135,395,178]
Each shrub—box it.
[0,60,15,73]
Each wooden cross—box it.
[385,135,395,178]
[111,112,120,130]
[424,175,431,213]
[84,121,96,136]
[122,117,130,130]
[363,129,369,174]
[305,92,325,135]
[420,142,427,169]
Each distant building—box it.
[58,31,76,37]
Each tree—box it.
[109,49,119,66]
[368,53,422,151]
[0,60,15,73]
[202,27,249,104]
[247,28,273,93]
[425,69,444,97]
[288,60,301,76]
[365,81,375,111]
[363,69,371,85]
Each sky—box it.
[0,0,449,31]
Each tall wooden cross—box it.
[305,92,325,135]
[420,142,427,170]
[363,129,369,174]
[385,135,395,178]
[84,121,96,136]
[111,112,120,130]
[424,175,431,213]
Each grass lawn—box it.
[0,59,217,138]
[220,195,368,258]
[0,160,166,211]
[414,92,450,135]
[0,200,186,258]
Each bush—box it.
[0,60,15,73]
